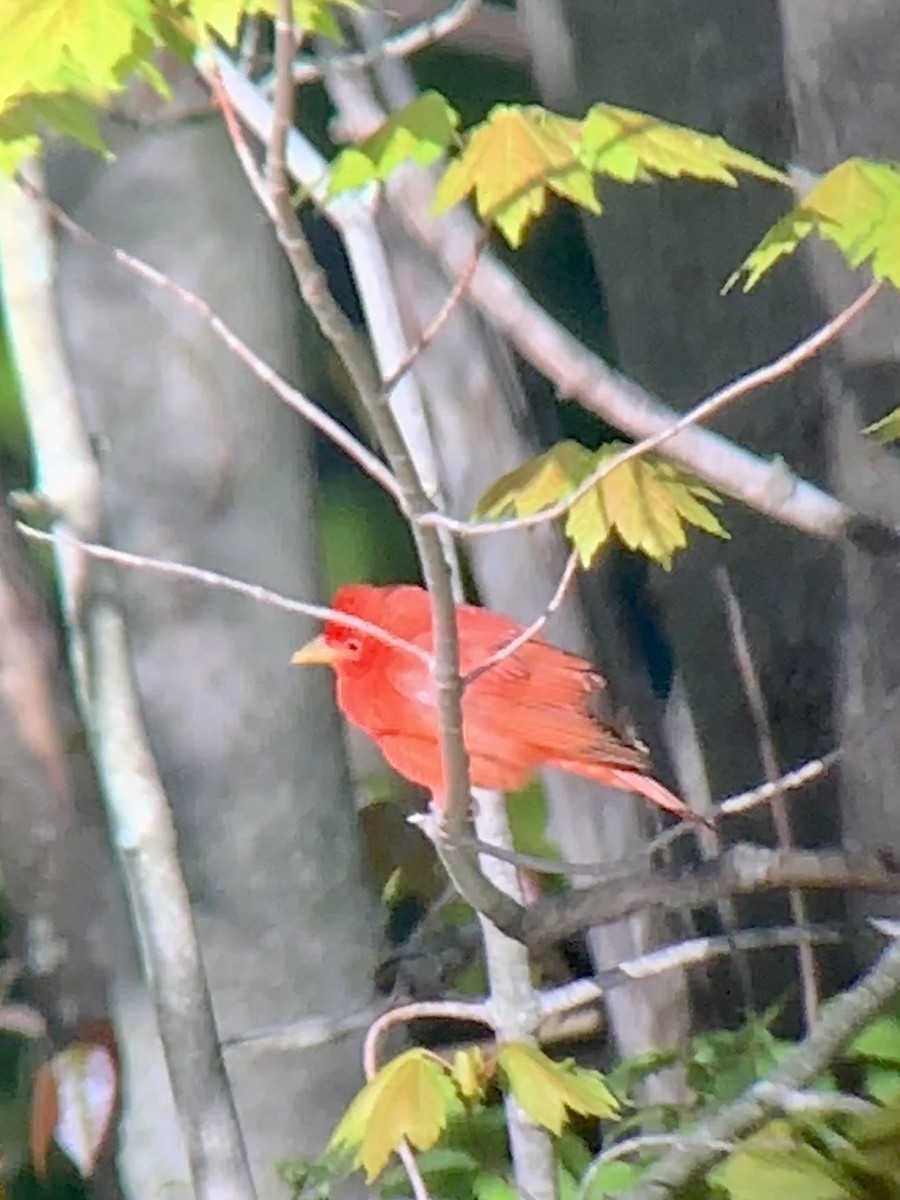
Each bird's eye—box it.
[345,637,362,657]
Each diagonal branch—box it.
[419,282,881,538]
[15,526,431,664]
[523,844,900,951]
[290,0,483,86]
[620,933,900,1200]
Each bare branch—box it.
[291,0,483,86]
[382,229,488,393]
[0,167,257,1200]
[15,526,432,665]
[621,934,900,1200]
[718,568,820,1025]
[419,282,881,538]
[523,844,900,951]
[539,925,841,1021]
[363,998,492,1078]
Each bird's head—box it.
[291,584,389,677]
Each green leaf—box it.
[328,1048,463,1181]
[581,104,787,189]
[476,440,729,569]
[0,0,156,105]
[497,1043,619,1136]
[727,158,900,292]
[579,1159,644,1199]
[0,91,108,158]
[433,105,599,247]
[864,407,900,445]
[329,92,460,196]
[849,1012,900,1064]
[711,1121,848,1200]
[473,1172,519,1200]
[191,0,361,47]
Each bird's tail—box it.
[555,759,713,829]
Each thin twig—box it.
[419,281,881,538]
[289,0,482,86]
[15,176,403,508]
[208,65,274,218]
[382,229,488,393]
[539,925,841,1018]
[463,549,580,687]
[16,525,431,665]
[362,998,492,1079]
[718,568,820,1027]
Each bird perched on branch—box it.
[293,583,706,825]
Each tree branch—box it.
[523,844,900,951]
[290,0,483,86]
[0,167,257,1200]
[419,282,881,539]
[620,933,900,1200]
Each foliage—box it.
[327,1042,620,1183]
[727,158,900,292]
[328,95,786,247]
[476,440,729,569]
[864,407,900,446]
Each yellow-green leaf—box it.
[329,91,459,196]
[727,158,900,292]
[581,104,787,189]
[476,440,595,519]
[450,1047,489,1101]
[476,440,729,569]
[191,0,360,47]
[0,0,156,106]
[864,406,900,445]
[711,1121,847,1200]
[328,1048,463,1181]
[433,105,600,247]
[497,1043,619,1136]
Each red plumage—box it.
[294,583,705,825]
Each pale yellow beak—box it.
[291,635,341,667]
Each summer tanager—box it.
[293,583,703,823]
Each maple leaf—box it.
[581,104,787,189]
[477,440,729,569]
[497,1043,619,1135]
[727,158,900,292]
[0,0,156,105]
[864,407,900,446]
[328,1048,463,1181]
[433,105,599,247]
[329,92,460,196]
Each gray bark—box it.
[780,0,900,928]
[518,0,840,825]
[47,70,378,1197]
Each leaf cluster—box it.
[327,1042,619,1183]
[476,439,729,569]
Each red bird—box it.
[293,584,702,823]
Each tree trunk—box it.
[780,0,900,942]
[47,68,378,1197]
